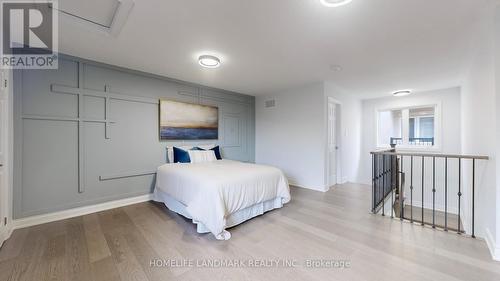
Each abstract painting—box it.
[159,100,219,140]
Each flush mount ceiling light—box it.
[320,0,353,8]
[198,55,221,68]
[393,90,412,97]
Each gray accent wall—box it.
[13,56,255,219]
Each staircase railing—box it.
[370,148,488,238]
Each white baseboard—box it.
[12,193,153,230]
[485,228,500,261]
[0,226,13,248]
[289,181,329,192]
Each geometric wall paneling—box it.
[14,55,255,218]
[21,119,79,215]
[49,64,159,193]
[20,59,79,118]
[83,95,106,120]
[99,170,157,181]
[223,114,241,147]
[198,92,251,162]
[200,88,253,106]
[51,81,159,192]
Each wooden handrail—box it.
[370,151,489,160]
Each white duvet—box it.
[154,160,291,240]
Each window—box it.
[408,107,435,146]
[377,105,438,148]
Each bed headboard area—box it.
[13,55,255,219]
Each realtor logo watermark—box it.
[1,0,58,69]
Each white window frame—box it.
[376,102,442,151]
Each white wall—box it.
[255,82,328,191]
[255,82,362,192]
[460,4,499,257]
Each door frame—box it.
[0,69,13,247]
[325,96,342,189]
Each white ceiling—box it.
[58,0,494,97]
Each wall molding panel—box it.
[99,170,157,181]
[13,55,255,219]
[223,114,242,147]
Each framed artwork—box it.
[159,99,219,140]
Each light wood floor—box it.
[402,205,463,232]
[1,183,499,281]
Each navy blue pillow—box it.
[191,147,205,151]
[173,147,191,163]
[210,146,222,160]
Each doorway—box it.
[327,97,341,188]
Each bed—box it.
[153,158,291,240]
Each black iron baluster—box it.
[432,157,436,228]
[371,152,484,236]
[382,155,385,216]
[400,156,404,221]
[472,159,475,238]
[376,154,379,213]
[444,157,448,231]
[372,154,375,213]
[421,156,425,226]
[379,155,382,213]
[458,158,462,234]
[410,156,413,223]
[391,157,394,218]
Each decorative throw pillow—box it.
[167,146,191,163]
[210,146,222,160]
[173,146,191,163]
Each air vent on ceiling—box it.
[265,99,276,108]
[54,0,134,36]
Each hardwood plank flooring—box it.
[402,205,463,231]
[1,183,499,281]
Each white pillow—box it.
[197,144,217,150]
[166,146,191,163]
[188,150,217,163]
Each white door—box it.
[0,71,8,247]
[328,101,337,186]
